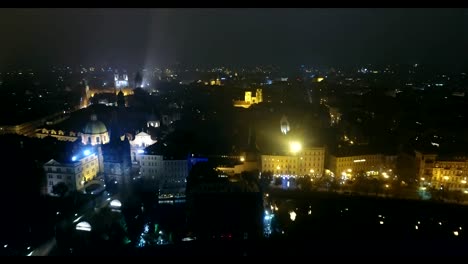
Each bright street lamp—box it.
[289,141,302,154]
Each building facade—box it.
[430,159,468,192]
[328,153,388,179]
[261,147,325,177]
[44,152,99,196]
[233,89,263,108]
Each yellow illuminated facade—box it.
[430,160,468,192]
[261,147,325,177]
[328,153,390,179]
[233,89,263,108]
[44,153,100,196]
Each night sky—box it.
[0,8,467,70]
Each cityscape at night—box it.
[1,8,468,256]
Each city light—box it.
[83,150,91,156]
[240,156,245,162]
[353,159,366,163]
[76,221,92,232]
[137,149,144,154]
[110,199,122,208]
[289,141,302,154]
[453,231,459,236]
[289,211,297,221]
[421,177,425,181]
[71,156,77,161]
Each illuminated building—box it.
[328,106,342,126]
[114,73,129,89]
[280,115,290,135]
[129,132,157,163]
[233,89,263,108]
[261,147,325,177]
[139,154,207,193]
[431,159,468,192]
[35,128,79,142]
[328,153,385,179]
[147,110,160,128]
[81,114,110,145]
[44,151,99,196]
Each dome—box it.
[83,115,107,135]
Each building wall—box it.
[430,160,468,192]
[44,153,99,196]
[328,153,385,178]
[81,132,109,145]
[261,147,325,177]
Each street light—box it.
[289,141,302,154]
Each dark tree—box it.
[52,182,69,197]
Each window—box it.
[96,136,100,143]
[49,181,53,186]
[57,175,62,179]
[88,137,91,144]
[47,167,52,172]
[48,175,53,179]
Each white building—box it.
[129,132,157,163]
[114,73,129,89]
[44,151,100,196]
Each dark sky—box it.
[0,8,467,70]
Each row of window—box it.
[48,174,72,180]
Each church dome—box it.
[83,114,107,135]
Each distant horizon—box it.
[0,8,467,73]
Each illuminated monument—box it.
[233,89,263,108]
[115,73,129,89]
[81,114,110,145]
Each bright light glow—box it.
[4,244,7,248]
[439,222,442,225]
[310,169,314,173]
[415,225,418,230]
[289,141,302,154]
[137,149,145,154]
[379,221,384,225]
[240,157,245,162]
[444,176,449,180]
[453,231,459,236]
[353,159,366,163]
[317,77,324,82]
[182,237,196,242]
[73,215,83,223]
[289,211,297,221]
[385,184,389,188]
[460,227,462,230]
[83,150,91,156]
[27,251,34,256]
[462,180,467,184]
[110,199,122,208]
[276,166,281,170]
[308,210,312,215]
[421,177,425,181]
[71,156,77,162]
[347,169,352,173]
[76,221,92,232]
